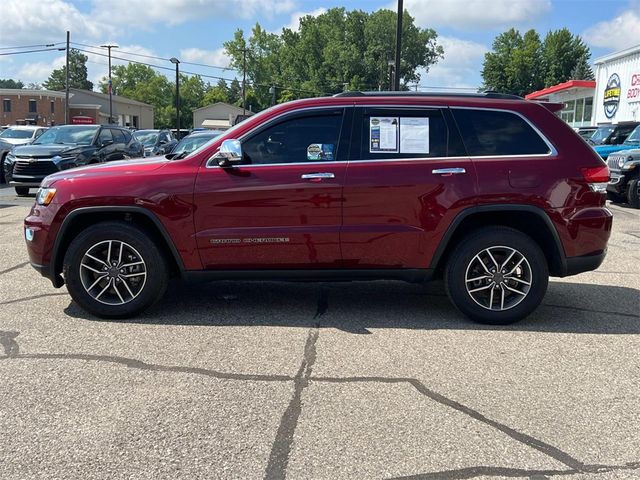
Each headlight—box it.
[6,153,15,164]
[35,187,56,206]
[618,156,626,168]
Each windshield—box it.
[173,134,222,156]
[624,126,640,145]
[0,128,34,139]
[34,126,99,145]
[133,131,159,146]
[589,126,615,145]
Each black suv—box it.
[133,129,177,157]
[607,148,640,208]
[5,125,143,196]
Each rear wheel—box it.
[445,227,549,325]
[63,221,169,318]
[627,179,640,208]
[15,187,29,196]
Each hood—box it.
[0,138,32,146]
[44,156,169,185]
[594,143,638,158]
[12,144,85,157]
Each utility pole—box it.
[394,0,403,91]
[388,60,395,91]
[101,44,118,124]
[65,31,70,124]
[170,58,181,139]
[242,48,247,115]
[269,85,276,106]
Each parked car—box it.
[24,91,611,324]
[576,126,597,141]
[0,126,48,183]
[594,124,640,160]
[166,130,224,159]
[588,122,639,148]
[606,145,640,208]
[5,125,143,196]
[133,129,177,157]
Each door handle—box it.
[301,172,335,180]
[432,168,466,175]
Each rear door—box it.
[193,107,352,269]
[341,106,476,269]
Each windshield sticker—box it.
[370,117,398,153]
[400,117,430,154]
[307,143,335,161]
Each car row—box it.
[0,125,48,183]
[24,91,612,325]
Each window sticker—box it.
[370,117,398,153]
[307,143,335,161]
[399,117,430,154]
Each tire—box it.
[627,179,640,209]
[607,191,624,203]
[15,187,29,196]
[444,227,549,325]
[63,221,169,319]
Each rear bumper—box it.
[30,262,64,288]
[564,250,607,276]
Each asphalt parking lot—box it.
[0,183,639,480]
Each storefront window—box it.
[583,97,593,122]
[575,98,584,123]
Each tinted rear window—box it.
[452,109,551,156]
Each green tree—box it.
[482,27,593,96]
[177,73,207,129]
[0,79,24,89]
[202,79,231,106]
[223,7,443,110]
[43,49,93,91]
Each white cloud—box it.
[419,36,488,90]
[403,0,551,29]
[583,10,640,50]
[15,56,66,85]
[180,48,231,68]
[283,8,327,31]
[1,0,112,45]
[90,0,296,27]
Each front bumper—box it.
[607,170,634,195]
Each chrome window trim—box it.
[204,103,558,169]
[450,106,558,157]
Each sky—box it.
[1,0,639,93]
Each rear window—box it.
[452,109,551,156]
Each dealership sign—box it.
[628,73,640,103]
[71,116,94,124]
[603,73,621,118]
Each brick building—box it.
[1,89,66,127]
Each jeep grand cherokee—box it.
[24,92,612,324]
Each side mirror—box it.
[214,139,242,167]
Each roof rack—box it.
[333,90,523,100]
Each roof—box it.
[193,102,255,115]
[69,88,153,107]
[594,44,640,65]
[524,80,596,100]
[0,88,67,98]
[202,119,231,129]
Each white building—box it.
[592,44,640,125]
[193,102,254,130]
[525,80,595,128]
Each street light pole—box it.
[101,43,118,124]
[170,57,181,139]
[394,0,403,91]
[65,31,70,124]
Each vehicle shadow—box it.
[63,279,640,335]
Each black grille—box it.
[13,160,58,177]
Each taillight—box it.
[581,166,609,183]
[581,165,609,193]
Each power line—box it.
[0,42,64,50]
[0,47,66,56]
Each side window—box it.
[34,129,44,139]
[242,112,343,165]
[110,129,126,144]
[98,128,113,146]
[358,109,449,160]
[121,130,132,143]
[452,109,551,156]
[159,132,169,143]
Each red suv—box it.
[24,92,612,324]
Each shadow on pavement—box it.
[63,279,640,334]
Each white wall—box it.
[594,48,640,125]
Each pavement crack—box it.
[4,352,294,382]
[0,261,29,276]
[0,293,68,306]
[264,327,319,480]
[542,303,639,319]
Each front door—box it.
[341,106,477,269]
[193,108,351,269]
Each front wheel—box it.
[445,227,549,325]
[627,179,640,209]
[63,221,169,318]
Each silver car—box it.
[0,126,48,183]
